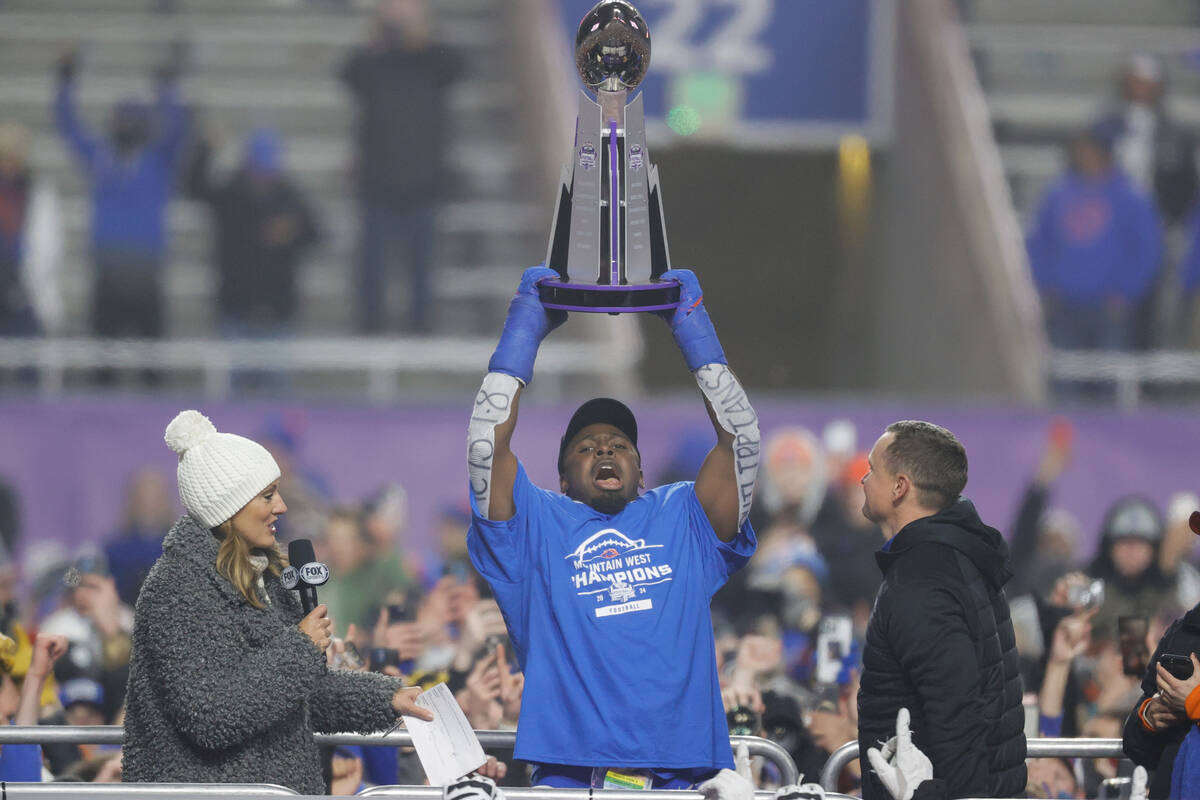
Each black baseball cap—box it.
[558,398,639,474]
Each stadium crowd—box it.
[0,0,456,352]
[1026,53,1200,356]
[0,407,1192,798]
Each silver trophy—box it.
[538,0,680,313]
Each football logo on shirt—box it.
[565,528,674,617]
[569,528,651,564]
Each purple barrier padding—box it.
[0,397,1196,572]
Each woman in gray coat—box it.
[122,410,432,794]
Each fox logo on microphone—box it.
[280,566,300,590]
[299,561,329,586]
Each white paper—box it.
[402,683,487,786]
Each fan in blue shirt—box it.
[466,267,760,789]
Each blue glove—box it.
[488,266,566,383]
[657,269,726,370]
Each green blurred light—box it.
[683,73,736,108]
[667,105,701,136]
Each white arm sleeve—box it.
[694,363,760,529]
[467,372,520,519]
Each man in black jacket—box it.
[857,421,1026,799]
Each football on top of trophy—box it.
[574,0,651,92]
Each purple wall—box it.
[1,396,1197,572]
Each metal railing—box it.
[1050,349,1200,409]
[819,737,1125,790]
[3,785,296,798]
[0,334,643,402]
[0,787,859,800]
[0,728,798,788]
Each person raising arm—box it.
[464,265,759,788]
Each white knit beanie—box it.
[164,410,281,528]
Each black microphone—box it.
[285,539,330,614]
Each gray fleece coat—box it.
[122,515,404,794]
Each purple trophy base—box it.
[537,279,681,313]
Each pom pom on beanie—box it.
[164,410,217,455]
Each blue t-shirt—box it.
[468,462,756,770]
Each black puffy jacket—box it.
[1122,603,1200,799]
[858,498,1027,800]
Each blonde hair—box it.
[211,521,287,609]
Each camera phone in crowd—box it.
[725,705,760,737]
[368,647,401,673]
[1159,652,1194,681]
[1068,578,1105,610]
[1117,615,1149,677]
[387,602,414,624]
[485,633,518,673]
[815,614,853,686]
